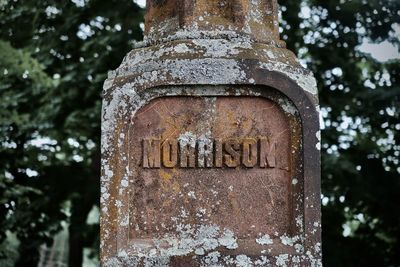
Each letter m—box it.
[142,138,161,168]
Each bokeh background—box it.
[0,0,399,266]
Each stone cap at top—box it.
[143,0,285,47]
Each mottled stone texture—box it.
[144,0,282,46]
[101,0,321,266]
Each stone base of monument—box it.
[101,1,321,266]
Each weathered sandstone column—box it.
[101,0,322,266]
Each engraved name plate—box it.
[124,92,304,261]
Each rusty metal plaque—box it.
[113,91,307,265]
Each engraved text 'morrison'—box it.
[142,137,283,169]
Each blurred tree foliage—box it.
[280,0,400,266]
[0,0,399,266]
[0,0,143,266]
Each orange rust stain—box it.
[159,169,181,195]
[171,181,181,193]
[162,198,173,208]
[159,170,173,182]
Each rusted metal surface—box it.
[144,0,283,47]
[101,0,321,266]
[129,95,301,247]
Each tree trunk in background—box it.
[15,240,40,267]
[68,151,100,267]
[68,206,85,267]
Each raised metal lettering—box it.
[142,138,161,168]
[259,137,276,168]
[162,139,178,168]
[142,137,280,169]
[179,140,196,168]
[198,138,214,168]
[224,139,240,168]
[242,138,258,168]
[214,139,223,168]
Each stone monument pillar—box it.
[101,0,321,266]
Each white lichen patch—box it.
[192,38,252,57]
[278,97,298,115]
[202,251,221,265]
[266,50,276,59]
[120,179,129,188]
[259,61,318,96]
[178,131,197,148]
[280,234,302,247]
[174,43,190,53]
[218,229,238,249]
[275,254,289,266]
[254,256,269,266]
[315,130,321,142]
[312,221,321,234]
[195,247,205,255]
[314,242,321,253]
[316,142,321,151]
[112,224,241,265]
[295,215,304,230]
[256,234,273,245]
[235,255,253,267]
[187,191,197,199]
[294,243,304,254]
[315,130,321,151]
